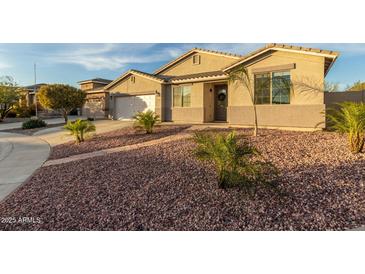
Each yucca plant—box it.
[327,102,365,154]
[64,119,96,144]
[133,110,160,134]
[193,131,277,190]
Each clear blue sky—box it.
[0,43,364,89]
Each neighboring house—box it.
[79,78,112,118]
[23,83,47,106]
[80,44,339,130]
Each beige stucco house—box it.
[80,43,339,129]
[79,78,112,118]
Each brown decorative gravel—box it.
[49,125,190,159]
[1,128,365,231]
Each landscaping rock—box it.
[1,128,365,230]
[49,125,190,159]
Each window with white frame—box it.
[173,85,191,107]
[254,71,290,104]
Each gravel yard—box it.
[49,125,190,159]
[1,128,365,230]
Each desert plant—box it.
[327,102,365,153]
[64,119,96,144]
[22,118,47,129]
[133,110,160,134]
[192,131,277,190]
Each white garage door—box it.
[114,94,156,120]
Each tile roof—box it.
[223,43,340,72]
[23,83,47,90]
[170,71,227,82]
[78,78,112,84]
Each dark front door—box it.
[214,84,228,121]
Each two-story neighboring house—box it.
[78,78,112,118]
[79,44,339,130]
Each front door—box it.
[214,84,228,121]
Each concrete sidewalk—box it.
[0,115,84,131]
[0,133,50,201]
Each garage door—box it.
[114,94,156,120]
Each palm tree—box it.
[133,110,160,134]
[327,102,365,153]
[64,119,96,144]
[228,67,258,136]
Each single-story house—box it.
[79,78,112,118]
[79,43,340,130]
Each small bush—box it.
[64,119,96,144]
[133,110,160,134]
[193,131,277,190]
[327,102,365,153]
[22,118,47,129]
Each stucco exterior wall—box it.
[107,74,163,118]
[82,92,109,118]
[157,52,238,76]
[203,82,215,122]
[170,82,205,122]
[80,82,107,91]
[228,105,326,129]
[228,50,325,107]
[227,50,326,129]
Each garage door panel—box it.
[115,95,155,120]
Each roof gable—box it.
[154,48,242,75]
[223,43,339,75]
[104,69,165,90]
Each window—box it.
[173,85,191,107]
[130,76,135,83]
[192,55,201,65]
[254,73,270,104]
[254,71,290,104]
[272,71,290,104]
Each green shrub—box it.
[327,102,365,154]
[64,119,96,144]
[193,131,277,190]
[22,118,47,129]
[133,110,160,134]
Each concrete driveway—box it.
[0,119,132,202]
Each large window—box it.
[254,71,291,104]
[173,85,191,107]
